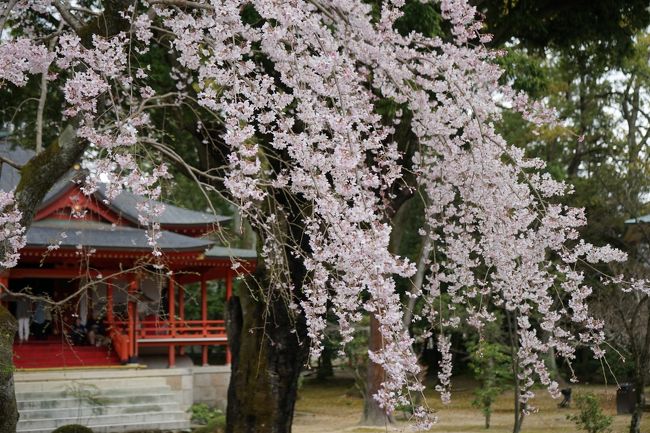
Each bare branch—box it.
[146,0,215,11]
[36,28,61,153]
[53,0,83,33]
[0,155,23,170]
[0,0,19,35]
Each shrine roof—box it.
[0,142,256,260]
[27,219,214,251]
[95,185,230,227]
[205,246,257,259]
[0,141,230,227]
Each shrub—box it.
[567,393,613,433]
[468,341,512,429]
[189,403,224,425]
[52,424,94,433]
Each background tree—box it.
[494,21,650,433]
[468,324,512,429]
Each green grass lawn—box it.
[294,376,650,433]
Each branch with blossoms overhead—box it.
[0,0,639,429]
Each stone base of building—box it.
[14,365,230,433]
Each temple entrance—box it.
[7,275,121,369]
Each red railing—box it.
[108,319,227,346]
[138,319,227,340]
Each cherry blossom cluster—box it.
[0,191,26,269]
[0,38,54,87]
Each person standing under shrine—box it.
[71,317,87,345]
[32,300,46,339]
[15,298,31,343]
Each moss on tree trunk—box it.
[0,125,86,433]
[0,306,18,433]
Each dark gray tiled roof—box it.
[205,246,257,259]
[96,186,230,227]
[0,142,229,227]
[27,219,213,251]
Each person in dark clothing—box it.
[86,313,99,346]
[32,301,46,339]
[71,317,87,345]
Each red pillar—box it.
[226,271,232,365]
[106,280,114,323]
[128,276,138,360]
[201,276,208,366]
[168,275,176,367]
[178,284,185,356]
[201,277,208,333]
[226,270,233,300]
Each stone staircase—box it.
[16,376,190,433]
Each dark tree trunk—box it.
[0,306,18,433]
[226,276,309,433]
[630,292,650,433]
[630,377,644,433]
[506,310,525,433]
[316,343,334,381]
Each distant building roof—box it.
[27,219,213,252]
[0,142,255,259]
[625,215,650,224]
[95,186,230,227]
[205,246,257,259]
[0,141,230,228]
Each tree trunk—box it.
[0,305,18,433]
[0,125,86,432]
[226,278,309,433]
[316,343,334,381]
[506,310,525,433]
[362,315,392,426]
[361,198,419,425]
[512,387,524,433]
[630,377,644,433]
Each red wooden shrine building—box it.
[0,143,256,369]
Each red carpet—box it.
[13,340,121,369]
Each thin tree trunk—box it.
[506,310,525,433]
[630,298,650,433]
[361,199,417,426]
[0,305,18,433]
[403,237,432,328]
[34,29,61,154]
[362,315,393,426]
